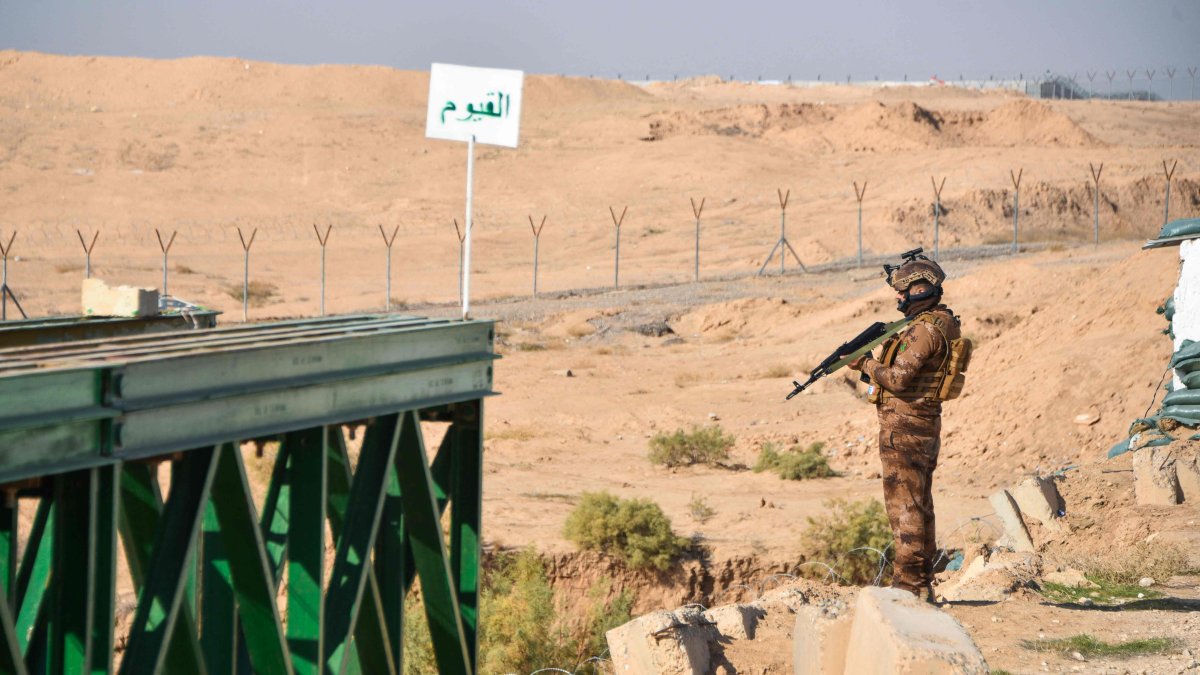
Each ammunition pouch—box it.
[867,312,972,403]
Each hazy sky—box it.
[2,1,1199,81]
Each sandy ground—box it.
[3,51,1200,672]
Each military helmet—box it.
[888,258,946,292]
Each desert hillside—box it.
[0,50,1197,316]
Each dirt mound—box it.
[889,177,1200,248]
[968,98,1100,147]
[642,98,1099,150]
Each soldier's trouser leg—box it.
[878,428,939,594]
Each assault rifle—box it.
[785,317,912,400]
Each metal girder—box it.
[0,311,219,350]
[0,315,493,674]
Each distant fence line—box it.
[1,161,1196,321]
[620,69,1199,101]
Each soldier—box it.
[847,252,966,601]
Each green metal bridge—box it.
[0,313,496,674]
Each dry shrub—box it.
[648,426,733,467]
[563,491,688,570]
[222,280,278,307]
[753,442,836,480]
[801,498,893,585]
[403,549,633,675]
[1063,542,1194,585]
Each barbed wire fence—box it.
[4,153,1195,322]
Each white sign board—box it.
[425,63,524,148]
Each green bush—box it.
[563,491,689,570]
[801,498,893,585]
[648,425,734,467]
[753,442,836,480]
[403,549,633,675]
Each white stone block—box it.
[988,489,1035,551]
[82,278,159,318]
[844,587,987,674]
[792,604,851,675]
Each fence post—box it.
[1089,163,1104,244]
[76,230,99,279]
[1163,160,1178,225]
[931,177,946,261]
[1010,169,1022,253]
[609,206,626,289]
[690,197,705,282]
[853,181,867,266]
[379,225,399,311]
[0,232,25,320]
[237,227,257,322]
[528,215,546,297]
[312,224,332,316]
[155,229,177,299]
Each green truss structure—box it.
[0,314,495,674]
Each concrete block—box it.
[703,604,761,640]
[1010,476,1064,532]
[938,551,1041,602]
[607,608,712,675]
[844,587,987,674]
[1132,447,1182,506]
[988,489,1035,552]
[751,586,808,615]
[82,278,159,318]
[1174,449,1200,503]
[792,604,852,675]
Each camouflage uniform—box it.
[859,304,960,596]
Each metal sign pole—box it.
[77,229,99,279]
[312,224,332,316]
[462,134,476,320]
[779,190,787,274]
[155,229,177,299]
[853,181,867,266]
[379,225,399,312]
[610,206,626,289]
[691,197,705,282]
[528,215,546,297]
[1163,160,1178,225]
[1090,163,1104,244]
[1010,169,1023,253]
[237,227,257,322]
[931,177,946,261]
[453,218,465,306]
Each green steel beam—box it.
[200,502,236,674]
[260,443,291,582]
[51,470,97,673]
[394,411,472,675]
[0,581,28,675]
[117,463,207,675]
[208,444,292,675]
[114,360,492,459]
[0,311,219,349]
[323,418,400,675]
[326,427,396,675]
[449,403,483,670]
[0,494,16,604]
[15,499,52,654]
[119,449,218,675]
[91,465,118,675]
[286,429,326,675]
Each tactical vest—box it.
[867,310,972,404]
